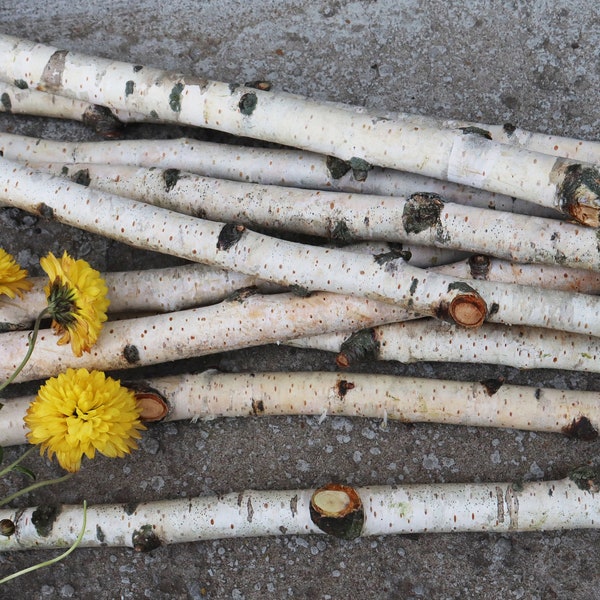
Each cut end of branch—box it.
[135,392,169,422]
[449,293,487,328]
[126,383,170,422]
[555,161,600,227]
[309,483,364,539]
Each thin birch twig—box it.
[0,156,488,328]
[1,469,599,550]
[0,34,598,224]
[30,161,600,270]
[1,370,599,446]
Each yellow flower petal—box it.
[0,248,33,299]
[40,251,110,357]
[24,368,145,473]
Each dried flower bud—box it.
[0,519,15,537]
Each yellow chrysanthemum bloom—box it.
[24,368,145,473]
[40,251,110,357]
[0,248,33,299]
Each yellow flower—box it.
[40,251,109,357]
[0,248,32,299]
[24,368,145,473]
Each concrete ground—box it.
[0,1,600,598]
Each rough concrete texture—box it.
[0,1,599,598]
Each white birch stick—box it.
[30,161,600,271]
[0,264,279,331]
[4,80,599,165]
[434,255,600,295]
[0,35,597,224]
[4,73,598,166]
[5,155,600,336]
[0,291,413,384]
[290,320,600,373]
[0,132,559,219]
[1,471,599,550]
[0,81,125,138]
[345,107,600,164]
[1,370,598,447]
[0,243,466,331]
[0,156,488,328]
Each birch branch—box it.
[0,81,125,138]
[0,132,559,219]
[0,156,488,328]
[0,34,598,224]
[4,80,599,165]
[434,255,600,295]
[1,471,599,550]
[290,319,600,373]
[2,370,599,447]
[0,291,413,384]
[30,161,600,271]
[0,243,467,331]
[5,157,600,336]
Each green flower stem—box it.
[0,308,49,392]
[0,472,73,508]
[0,446,35,479]
[0,500,87,585]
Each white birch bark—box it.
[434,255,600,295]
[0,132,559,219]
[0,291,414,384]
[290,319,600,373]
[6,156,600,336]
[0,243,467,331]
[0,82,125,137]
[345,107,600,164]
[0,472,598,550]
[4,80,599,164]
[2,370,599,446]
[0,34,597,224]
[0,156,487,327]
[30,161,600,271]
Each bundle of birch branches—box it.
[1,34,600,550]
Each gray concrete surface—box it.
[0,1,599,598]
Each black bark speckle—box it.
[238,92,258,116]
[402,193,444,234]
[123,344,140,364]
[32,504,61,537]
[217,223,245,250]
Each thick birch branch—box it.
[0,471,599,550]
[0,291,413,384]
[0,34,598,224]
[2,370,599,446]
[0,156,485,326]
[4,81,599,165]
[30,161,600,271]
[0,132,559,219]
[291,320,600,373]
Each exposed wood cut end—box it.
[310,483,364,539]
[449,293,487,328]
[134,391,169,422]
